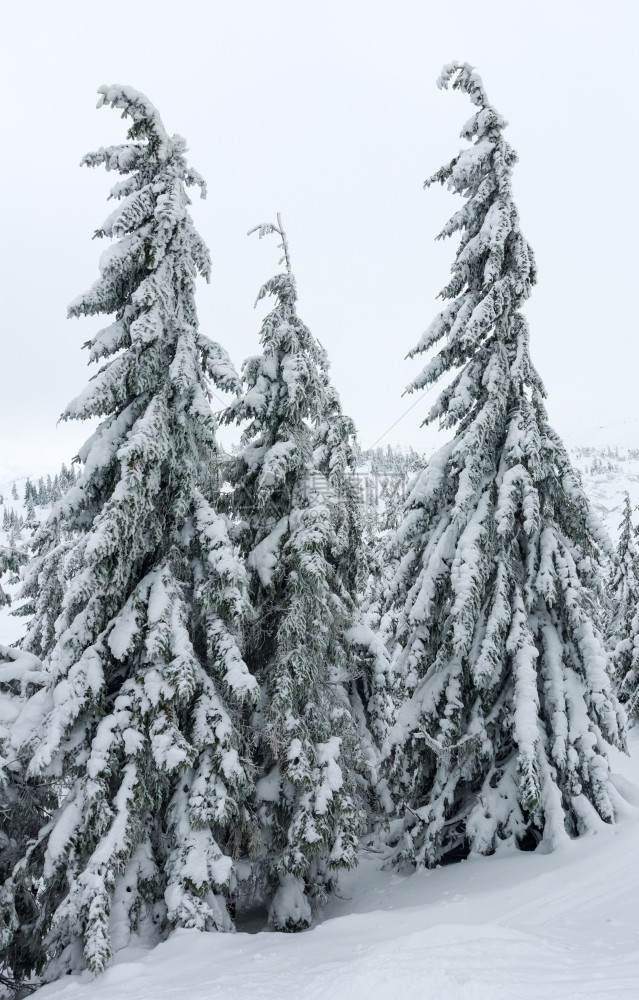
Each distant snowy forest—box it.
[1,63,638,998]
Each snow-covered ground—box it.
[28,733,639,1000]
[0,475,43,647]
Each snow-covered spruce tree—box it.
[0,545,26,609]
[0,646,50,986]
[380,63,625,868]
[1,86,258,980]
[311,387,390,819]
[609,493,639,716]
[349,452,424,762]
[352,466,418,811]
[222,219,364,930]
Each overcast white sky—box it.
[1,0,637,476]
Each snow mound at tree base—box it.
[28,734,639,999]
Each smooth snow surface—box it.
[30,734,639,1000]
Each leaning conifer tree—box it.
[609,493,639,716]
[0,85,258,980]
[223,219,364,931]
[381,64,625,868]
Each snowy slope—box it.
[28,734,639,1000]
[0,477,40,647]
[0,471,75,646]
[571,447,639,543]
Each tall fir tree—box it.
[0,85,258,980]
[380,64,625,868]
[609,493,639,716]
[222,219,364,930]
